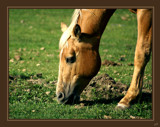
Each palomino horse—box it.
[56,9,152,110]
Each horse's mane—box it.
[59,9,81,49]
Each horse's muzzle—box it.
[57,92,80,105]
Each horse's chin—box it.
[65,94,80,105]
[58,93,80,105]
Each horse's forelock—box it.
[59,28,71,49]
[59,9,81,49]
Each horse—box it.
[56,9,152,110]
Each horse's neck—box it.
[78,9,116,38]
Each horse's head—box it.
[56,22,101,104]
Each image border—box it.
[1,0,160,127]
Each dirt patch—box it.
[81,74,128,101]
[9,74,57,87]
[102,59,134,67]
[128,63,134,66]
[27,78,46,85]
[81,74,152,102]
[102,60,122,66]
[130,115,144,119]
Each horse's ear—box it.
[73,24,81,38]
[61,22,68,32]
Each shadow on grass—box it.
[80,96,123,106]
[9,72,39,81]
[81,92,152,106]
[9,74,32,80]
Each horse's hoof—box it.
[115,103,129,110]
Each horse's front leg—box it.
[116,9,152,110]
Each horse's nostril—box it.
[57,92,64,101]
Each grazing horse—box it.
[56,9,152,110]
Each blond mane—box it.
[59,9,81,49]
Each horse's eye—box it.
[66,56,76,64]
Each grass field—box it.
[9,9,152,119]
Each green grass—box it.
[9,9,152,119]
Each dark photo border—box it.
[1,0,160,127]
